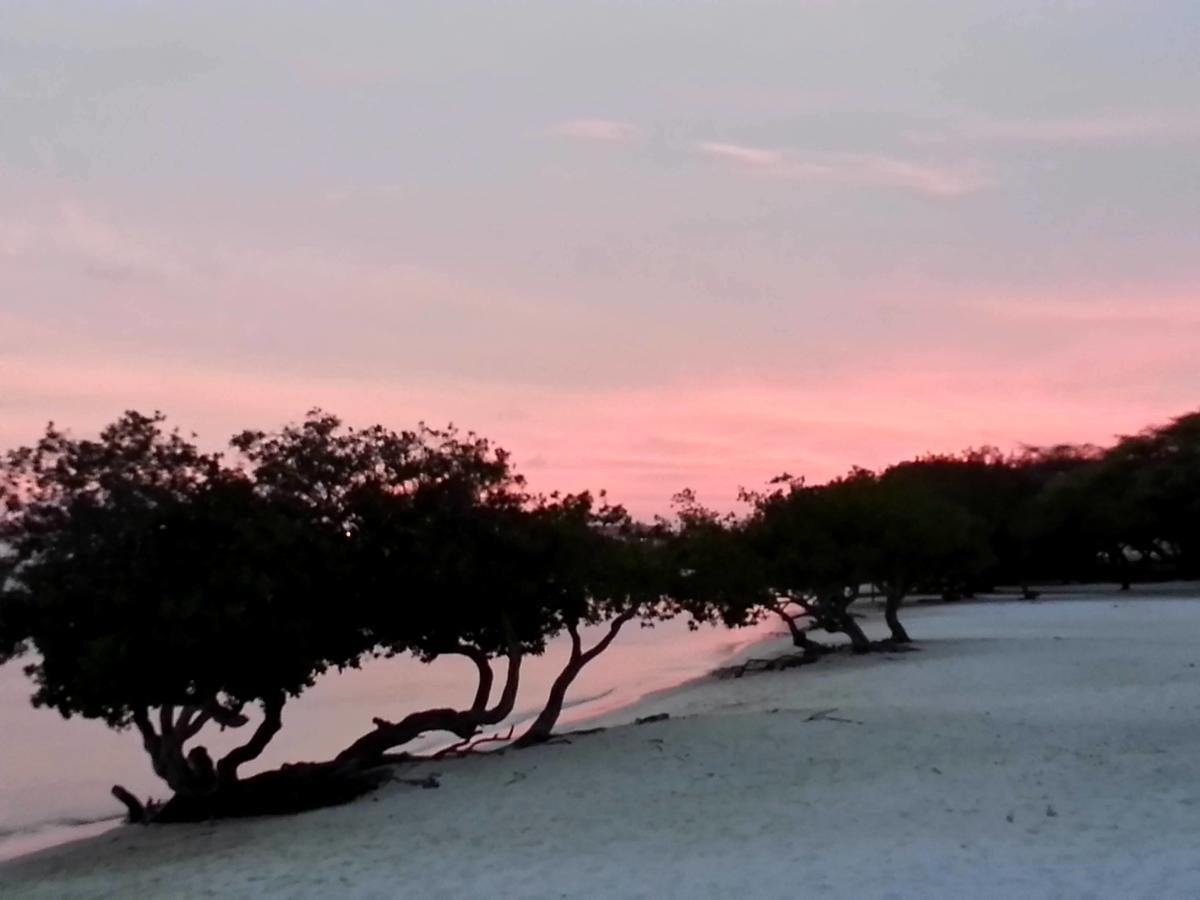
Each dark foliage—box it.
[2,405,1197,820]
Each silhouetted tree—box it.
[662,489,823,649]
[227,413,539,765]
[745,472,877,652]
[0,413,357,806]
[864,465,993,642]
[515,498,673,746]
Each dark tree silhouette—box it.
[0,413,360,812]
[516,500,673,746]
[862,465,993,642]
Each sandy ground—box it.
[5,589,1200,898]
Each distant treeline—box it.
[0,408,1196,820]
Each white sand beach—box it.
[5,588,1200,898]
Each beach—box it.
[0,615,775,862]
[5,587,1200,898]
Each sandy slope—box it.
[5,590,1200,898]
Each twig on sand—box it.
[804,707,862,725]
[431,725,515,760]
[635,713,670,725]
[715,651,818,680]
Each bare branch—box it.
[431,725,515,760]
[216,693,285,785]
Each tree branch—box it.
[451,645,494,716]
[517,607,639,747]
[159,705,175,737]
[579,607,637,666]
[174,705,198,734]
[430,725,515,760]
[131,706,160,757]
[479,624,523,725]
[566,620,583,663]
[335,706,482,765]
[216,693,285,785]
[179,709,212,742]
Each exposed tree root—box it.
[714,639,918,680]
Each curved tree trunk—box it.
[516,608,638,747]
[335,706,482,764]
[477,643,522,726]
[130,697,258,799]
[336,628,523,765]
[132,706,202,795]
[883,591,911,643]
[828,593,871,653]
[839,612,872,653]
[773,604,819,650]
[217,693,285,786]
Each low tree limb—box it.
[516,607,638,747]
[216,693,285,785]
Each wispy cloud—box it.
[697,141,986,197]
[912,112,1200,147]
[0,200,176,283]
[545,118,643,143]
[698,142,789,168]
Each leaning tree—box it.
[659,490,806,647]
[227,412,541,766]
[745,471,879,652]
[860,464,993,643]
[514,495,675,747]
[0,412,362,818]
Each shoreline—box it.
[7,587,1200,898]
[0,619,788,866]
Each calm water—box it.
[0,617,773,861]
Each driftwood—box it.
[804,707,862,725]
[635,713,670,725]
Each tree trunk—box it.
[336,706,480,765]
[111,785,147,823]
[773,605,817,649]
[516,608,637,747]
[883,591,911,643]
[477,641,522,726]
[335,630,523,765]
[828,593,871,653]
[461,647,495,716]
[1109,546,1132,590]
[133,706,202,795]
[217,693,284,786]
[818,592,871,653]
[840,612,872,653]
[517,657,584,747]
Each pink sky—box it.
[2,2,1198,515]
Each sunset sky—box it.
[2,1,1198,514]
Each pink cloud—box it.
[697,142,790,168]
[545,118,643,143]
[696,141,987,197]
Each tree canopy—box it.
[2,405,1197,819]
